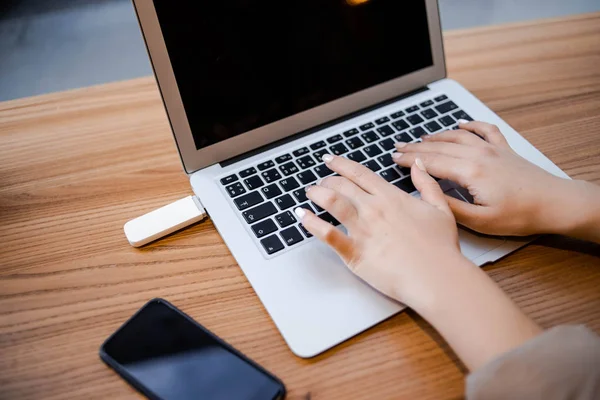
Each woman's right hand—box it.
[392,120,600,240]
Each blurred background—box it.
[1,0,599,102]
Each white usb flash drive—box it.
[124,195,207,247]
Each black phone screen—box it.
[101,299,284,400]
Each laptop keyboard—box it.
[219,94,473,257]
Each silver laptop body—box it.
[133,0,568,357]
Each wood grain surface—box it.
[1,13,600,400]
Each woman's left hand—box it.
[295,154,468,308]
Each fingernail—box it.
[395,142,407,149]
[457,119,469,125]
[415,158,427,172]
[294,207,306,219]
[305,185,314,192]
[315,178,323,186]
[421,134,430,140]
[392,152,403,160]
[322,154,334,163]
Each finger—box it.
[444,195,497,233]
[411,158,452,218]
[295,207,354,263]
[422,129,486,147]
[305,185,359,228]
[322,154,397,196]
[458,120,509,147]
[316,175,369,206]
[393,152,474,187]
[395,140,473,159]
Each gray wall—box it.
[1,0,599,101]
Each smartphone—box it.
[99,298,286,400]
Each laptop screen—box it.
[153,0,433,151]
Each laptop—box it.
[132,0,569,357]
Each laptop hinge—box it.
[220,86,429,167]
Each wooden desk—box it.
[1,13,600,399]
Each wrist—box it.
[399,253,477,316]
[538,179,600,242]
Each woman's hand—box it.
[295,153,467,308]
[295,153,542,371]
[393,120,600,240]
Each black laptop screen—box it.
[152,0,434,150]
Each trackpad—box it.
[458,228,505,260]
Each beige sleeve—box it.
[466,325,600,400]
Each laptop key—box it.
[343,128,359,137]
[452,110,473,121]
[421,108,438,120]
[244,175,264,190]
[327,134,343,144]
[251,219,277,238]
[297,202,314,213]
[392,119,409,131]
[347,150,367,163]
[275,154,292,164]
[257,160,275,171]
[234,191,263,210]
[330,143,349,155]
[375,116,390,125]
[319,212,340,226]
[279,161,299,176]
[239,167,257,178]
[377,125,395,137]
[311,201,324,213]
[313,149,330,162]
[434,95,448,102]
[261,184,282,199]
[394,132,412,143]
[380,167,401,182]
[292,189,308,203]
[361,131,380,143]
[261,168,282,183]
[297,155,316,169]
[439,115,455,127]
[359,122,375,131]
[309,141,327,151]
[379,138,395,151]
[425,121,443,133]
[407,114,424,125]
[409,126,427,138]
[405,105,419,114]
[363,144,382,158]
[393,178,417,193]
[346,137,364,150]
[243,202,277,224]
[377,153,394,168]
[363,159,381,172]
[297,170,317,185]
[220,174,238,185]
[435,101,459,114]
[274,194,296,210]
[275,211,297,228]
[261,234,284,255]
[420,100,434,107]
[314,164,334,178]
[226,182,246,198]
[280,226,304,246]
[279,177,300,192]
[396,166,411,176]
[298,223,313,238]
[390,110,405,119]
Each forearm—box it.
[542,179,600,243]
[407,257,542,371]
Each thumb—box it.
[444,195,493,232]
[411,158,452,218]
